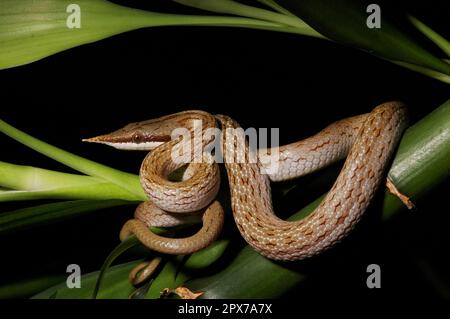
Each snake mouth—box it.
[82,134,171,150]
[82,135,170,144]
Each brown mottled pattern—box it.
[216,102,407,260]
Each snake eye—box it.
[132,132,143,144]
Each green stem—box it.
[0,185,139,202]
[0,119,143,198]
[91,236,141,299]
[383,99,450,219]
[409,16,450,58]
[0,161,143,202]
[391,60,450,84]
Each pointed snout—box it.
[82,134,112,144]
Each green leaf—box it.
[92,236,141,299]
[40,237,229,299]
[0,199,131,235]
[277,0,450,76]
[0,161,141,202]
[2,0,447,82]
[145,260,182,299]
[408,16,450,58]
[32,260,140,299]
[0,274,65,299]
[255,0,296,16]
[0,161,105,191]
[0,0,303,70]
[0,118,144,199]
[391,60,450,84]
[173,0,323,38]
[145,239,229,298]
[182,239,229,270]
[92,227,187,299]
[383,99,450,219]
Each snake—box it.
[85,102,408,276]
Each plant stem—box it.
[392,60,450,84]
[0,119,143,198]
[409,16,450,58]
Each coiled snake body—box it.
[86,102,408,263]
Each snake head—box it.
[82,115,183,150]
[83,110,215,150]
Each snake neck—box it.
[139,111,221,212]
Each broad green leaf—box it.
[32,260,140,299]
[0,274,65,299]
[40,237,229,299]
[146,260,183,299]
[1,0,448,83]
[277,0,450,76]
[0,0,299,70]
[182,239,229,270]
[173,0,323,38]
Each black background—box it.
[0,0,449,299]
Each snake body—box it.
[86,102,408,261]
